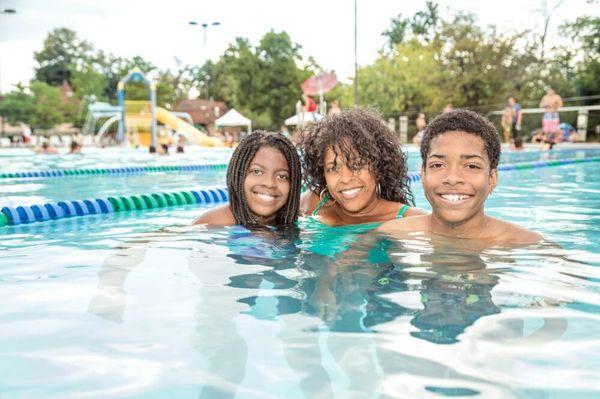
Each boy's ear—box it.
[420,164,426,180]
[489,169,498,193]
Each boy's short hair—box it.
[420,109,501,170]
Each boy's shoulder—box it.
[487,217,542,245]
[193,205,236,227]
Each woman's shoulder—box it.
[193,205,236,227]
[377,214,430,235]
[300,191,320,215]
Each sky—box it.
[0,0,598,94]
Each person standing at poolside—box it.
[539,88,563,146]
[501,105,514,143]
[412,112,427,145]
[299,108,426,227]
[508,97,523,139]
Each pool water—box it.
[0,147,599,398]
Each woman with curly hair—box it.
[299,108,425,226]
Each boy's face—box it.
[421,131,497,227]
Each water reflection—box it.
[86,224,580,398]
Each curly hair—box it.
[299,108,414,205]
[420,109,501,171]
[227,131,302,227]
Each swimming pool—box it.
[1,146,599,398]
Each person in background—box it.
[69,141,82,154]
[540,88,563,146]
[302,93,318,123]
[34,141,58,154]
[412,112,427,145]
[501,105,514,143]
[530,129,545,144]
[328,100,341,115]
[21,123,32,146]
[176,134,185,153]
[508,97,523,139]
[279,124,290,138]
[443,103,454,113]
[510,136,525,151]
[224,131,235,147]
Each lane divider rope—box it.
[0,163,228,179]
[1,156,598,227]
[1,187,228,226]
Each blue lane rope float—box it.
[1,156,598,227]
[0,187,228,226]
[0,163,229,180]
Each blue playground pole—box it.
[117,81,125,143]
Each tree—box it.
[199,32,309,129]
[436,13,539,113]
[352,41,445,117]
[0,84,36,125]
[382,1,440,49]
[34,28,94,86]
[560,16,600,98]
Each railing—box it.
[486,105,600,141]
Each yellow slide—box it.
[156,107,223,147]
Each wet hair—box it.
[227,131,301,227]
[70,141,80,151]
[421,109,501,171]
[514,136,523,148]
[299,108,414,205]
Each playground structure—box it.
[83,67,223,148]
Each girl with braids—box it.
[299,108,425,228]
[194,131,302,227]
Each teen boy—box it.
[379,109,541,245]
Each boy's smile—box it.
[422,131,497,231]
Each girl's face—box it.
[243,146,291,224]
[323,147,378,213]
[421,131,497,227]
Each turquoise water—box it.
[0,147,599,398]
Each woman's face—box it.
[323,147,378,213]
[244,146,291,224]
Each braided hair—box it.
[299,108,415,206]
[227,131,301,227]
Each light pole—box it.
[189,21,221,45]
[353,0,358,108]
[0,7,17,101]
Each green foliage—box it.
[0,84,36,125]
[382,1,440,49]
[355,42,443,117]
[34,28,94,86]
[201,31,310,129]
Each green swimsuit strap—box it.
[397,204,409,219]
[312,192,331,216]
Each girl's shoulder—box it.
[193,205,236,227]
